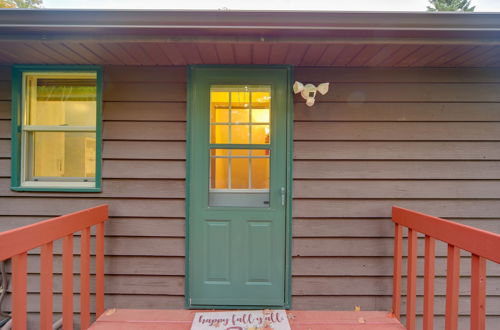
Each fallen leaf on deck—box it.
[358,317,366,324]
[354,306,361,312]
[104,309,116,316]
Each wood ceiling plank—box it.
[158,44,186,66]
[138,43,173,66]
[0,48,18,64]
[332,45,365,66]
[196,44,219,64]
[381,45,421,67]
[233,43,252,64]
[28,42,77,63]
[268,44,289,65]
[41,42,91,64]
[63,42,106,64]
[315,45,345,66]
[394,45,437,67]
[177,43,203,64]
[284,44,309,65]
[347,45,384,66]
[364,45,402,67]
[426,45,476,67]
[252,43,271,64]
[299,44,328,66]
[410,45,459,67]
[461,46,500,67]
[82,42,124,65]
[7,43,60,64]
[119,43,155,65]
[442,45,494,67]
[215,43,235,64]
[101,43,141,65]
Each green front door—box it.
[187,67,291,308]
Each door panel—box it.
[187,67,290,307]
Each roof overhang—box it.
[1,9,500,67]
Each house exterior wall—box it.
[0,65,499,328]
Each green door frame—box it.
[185,65,294,309]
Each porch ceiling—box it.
[1,10,500,67]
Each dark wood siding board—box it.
[294,102,500,122]
[158,44,187,66]
[0,81,10,101]
[62,42,108,64]
[233,43,252,65]
[196,44,219,64]
[292,200,500,219]
[293,160,500,179]
[82,42,125,65]
[294,141,500,160]
[251,43,271,64]
[0,178,185,199]
[215,43,235,64]
[347,45,384,67]
[104,66,186,83]
[103,122,185,141]
[102,160,185,179]
[314,45,345,66]
[0,139,11,158]
[103,102,186,121]
[293,218,500,238]
[103,141,185,160]
[297,44,326,66]
[283,44,310,66]
[293,180,500,199]
[101,43,141,66]
[303,83,500,102]
[138,43,173,66]
[293,256,500,276]
[294,122,500,141]
[1,197,185,217]
[0,119,9,138]
[103,82,186,102]
[0,159,10,177]
[295,67,500,83]
[268,44,289,65]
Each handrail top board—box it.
[392,206,500,264]
[0,205,108,261]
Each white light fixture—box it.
[293,81,330,107]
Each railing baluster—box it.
[40,242,54,330]
[445,244,460,330]
[406,228,417,330]
[63,234,74,330]
[12,252,28,330]
[392,223,403,319]
[471,254,486,330]
[423,235,435,330]
[96,222,105,317]
[80,227,91,329]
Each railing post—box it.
[445,244,460,330]
[12,253,28,330]
[80,227,91,329]
[392,222,403,319]
[63,235,74,330]
[423,235,436,330]
[96,222,105,317]
[40,242,54,329]
[471,254,486,330]
[406,228,417,330]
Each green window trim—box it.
[10,65,103,192]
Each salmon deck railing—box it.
[0,205,108,330]
[392,206,500,330]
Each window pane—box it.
[26,74,97,126]
[251,158,270,189]
[211,125,229,144]
[231,125,250,144]
[231,108,249,123]
[30,132,96,179]
[251,125,270,144]
[251,108,270,123]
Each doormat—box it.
[191,310,291,330]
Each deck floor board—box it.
[89,309,406,329]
